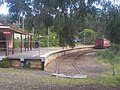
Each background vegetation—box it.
[0,0,120,47]
[96,44,120,77]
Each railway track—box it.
[52,48,95,78]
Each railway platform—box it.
[0,45,94,70]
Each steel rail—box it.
[55,48,94,75]
[72,49,94,75]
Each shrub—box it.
[96,44,120,64]
[0,58,10,68]
[14,38,20,48]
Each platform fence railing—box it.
[0,40,42,56]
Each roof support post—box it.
[20,33,23,53]
[28,35,29,51]
[12,31,15,54]
[25,34,26,52]
[5,34,9,56]
[30,35,32,51]
[3,31,10,56]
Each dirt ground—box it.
[0,52,120,90]
[45,52,110,78]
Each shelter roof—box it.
[0,24,31,35]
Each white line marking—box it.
[33,50,44,57]
[33,54,39,57]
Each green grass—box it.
[40,75,120,86]
[98,75,120,86]
[0,68,120,87]
[40,77,96,85]
[95,50,120,86]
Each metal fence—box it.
[0,40,41,56]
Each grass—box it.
[40,75,120,86]
[0,68,120,88]
[95,50,120,86]
[100,75,120,86]
[41,77,97,85]
[96,53,120,74]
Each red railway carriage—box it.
[94,38,111,49]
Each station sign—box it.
[3,32,10,34]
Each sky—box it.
[0,3,8,15]
[0,0,120,15]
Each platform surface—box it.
[7,47,62,59]
[0,45,94,60]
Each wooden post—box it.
[12,31,14,54]
[30,35,32,51]
[21,33,22,53]
[28,35,29,51]
[41,61,45,70]
[25,34,26,52]
[6,35,8,56]
[3,32,10,56]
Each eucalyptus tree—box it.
[5,0,32,24]
[53,0,104,47]
[98,0,120,44]
[97,1,120,77]
[106,5,120,44]
[5,0,106,47]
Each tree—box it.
[5,0,32,23]
[105,5,120,44]
[0,14,12,24]
[5,0,107,47]
[78,29,98,44]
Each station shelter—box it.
[0,23,32,56]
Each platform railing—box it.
[0,40,42,56]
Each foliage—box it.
[33,27,59,47]
[4,0,105,48]
[96,44,120,77]
[105,5,120,44]
[0,14,12,24]
[14,38,20,48]
[0,58,10,68]
[49,31,59,47]
[78,29,98,44]
[5,0,32,23]
[3,0,120,47]
[96,45,120,64]
[57,17,76,48]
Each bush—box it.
[14,38,20,48]
[0,58,10,68]
[96,47,120,64]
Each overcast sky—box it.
[0,3,8,15]
[0,0,120,15]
